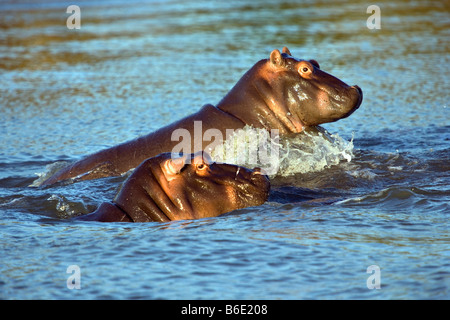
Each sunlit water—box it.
[1,0,449,299]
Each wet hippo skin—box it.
[75,152,271,222]
[43,47,362,185]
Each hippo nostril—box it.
[352,85,362,96]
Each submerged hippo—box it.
[43,47,362,185]
[76,152,270,222]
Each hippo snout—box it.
[349,85,363,113]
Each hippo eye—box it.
[196,163,208,171]
[298,62,313,78]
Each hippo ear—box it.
[309,59,320,69]
[162,155,187,180]
[270,49,283,66]
[282,46,292,56]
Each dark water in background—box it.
[1,0,449,299]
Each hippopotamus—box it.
[43,47,362,185]
[75,152,270,222]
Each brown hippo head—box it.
[108,152,270,222]
[217,46,363,133]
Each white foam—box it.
[29,161,70,187]
[211,126,354,178]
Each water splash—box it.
[47,194,90,219]
[211,125,354,178]
[29,161,70,187]
[210,126,281,176]
[278,128,354,177]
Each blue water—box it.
[1,0,449,299]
